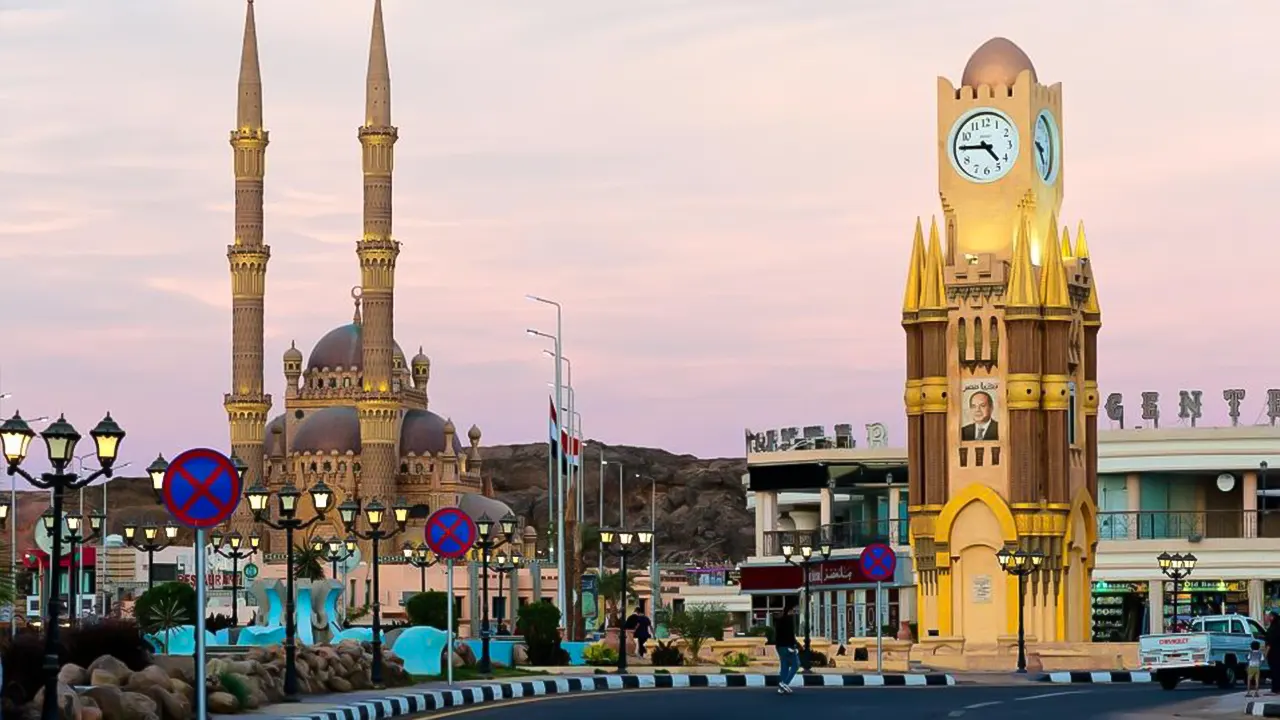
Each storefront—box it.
[1164,579,1248,629]
[1091,580,1148,642]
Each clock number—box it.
[962,131,972,141]
[983,167,991,176]
[1003,129,1009,138]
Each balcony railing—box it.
[763,518,908,556]
[1097,510,1280,541]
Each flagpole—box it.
[526,299,565,621]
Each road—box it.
[431,683,1244,720]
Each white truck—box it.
[1138,613,1267,690]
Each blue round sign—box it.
[425,507,477,560]
[162,448,243,529]
[859,542,897,583]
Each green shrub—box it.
[582,642,618,666]
[667,603,729,661]
[405,591,457,631]
[515,601,568,666]
[720,651,750,668]
[135,582,197,635]
[64,619,152,670]
[649,639,683,666]
[219,671,248,709]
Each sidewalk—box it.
[222,671,958,720]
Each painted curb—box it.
[1039,671,1153,684]
[1247,701,1280,717]
[273,674,958,720]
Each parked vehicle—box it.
[1138,613,1267,690]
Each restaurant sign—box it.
[739,558,899,592]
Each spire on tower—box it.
[365,0,392,127]
[1039,213,1071,309]
[236,0,263,130]
[902,218,925,315]
[1076,222,1101,315]
[918,217,947,310]
[1005,213,1040,308]
[1074,220,1091,259]
[1060,226,1073,259]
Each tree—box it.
[595,571,637,627]
[405,591,457,631]
[667,603,729,662]
[292,542,326,581]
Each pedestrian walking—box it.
[1248,640,1264,697]
[626,609,653,657]
[1266,611,1280,695]
[773,601,801,695]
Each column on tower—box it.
[915,218,951,635]
[1076,223,1101,500]
[225,0,271,535]
[1039,214,1073,506]
[1003,214,1042,507]
[355,0,402,503]
[901,219,935,629]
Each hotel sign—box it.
[745,423,889,453]
[1104,389,1280,429]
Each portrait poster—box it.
[960,378,1000,443]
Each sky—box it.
[2,0,1280,473]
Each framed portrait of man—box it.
[961,380,1000,442]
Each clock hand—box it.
[1035,141,1046,164]
[980,142,999,161]
[957,144,985,151]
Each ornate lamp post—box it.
[474,513,518,675]
[781,534,831,672]
[63,510,104,625]
[316,535,357,579]
[402,542,439,593]
[122,520,180,590]
[997,547,1046,673]
[339,497,409,687]
[599,527,653,674]
[146,454,169,502]
[210,529,260,626]
[1157,552,1197,632]
[0,411,125,720]
[492,548,522,632]
[245,479,335,701]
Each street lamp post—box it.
[339,497,409,687]
[1157,552,1197,632]
[781,535,831,672]
[318,536,357,579]
[63,510,104,626]
[6,414,46,639]
[210,529,260,626]
[598,527,653,674]
[402,542,439,592]
[245,479,335,700]
[474,513,518,675]
[996,548,1046,673]
[527,293,566,618]
[0,411,126,720]
[122,520,180,590]
[492,548,523,631]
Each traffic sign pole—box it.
[446,560,454,687]
[876,580,883,673]
[195,528,207,720]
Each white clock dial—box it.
[1034,109,1059,184]
[948,107,1019,184]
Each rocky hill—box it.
[4,442,752,562]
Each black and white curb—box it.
[1246,701,1280,718]
[1040,671,1152,684]
[277,674,957,720]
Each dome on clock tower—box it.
[961,37,1036,88]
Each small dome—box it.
[292,406,361,454]
[263,414,286,451]
[468,424,481,442]
[400,409,465,456]
[522,525,538,540]
[458,493,514,525]
[412,347,430,370]
[960,37,1036,88]
[307,323,405,371]
[284,341,303,363]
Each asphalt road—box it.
[435,683,1233,720]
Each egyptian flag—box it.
[562,429,582,467]
[549,397,562,473]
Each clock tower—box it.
[904,38,1102,651]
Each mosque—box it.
[221,0,517,550]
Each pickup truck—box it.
[1138,613,1267,690]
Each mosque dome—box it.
[306,323,406,371]
[960,37,1036,88]
[459,493,515,525]
[291,406,362,454]
[283,342,303,364]
[400,409,464,457]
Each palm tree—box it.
[596,571,637,627]
[292,541,326,581]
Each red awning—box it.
[22,546,96,570]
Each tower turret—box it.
[283,341,302,398]
[355,0,402,502]
[411,347,430,390]
[225,0,272,533]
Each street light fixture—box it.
[402,542,439,593]
[0,411,126,720]
[492,548,522,633]
[527,292,567,620]
[996,547,1046,673]
[1157,552,1197,632]
[599,527,653,674]
[64,510,104,626]
[781,534,832,672]
[339,497,409,687]
[122,519,181,589]
[211,529,260,626]
[473,513,518,674]
[245,478,334,700]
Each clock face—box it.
[1033,109,1060,184]
[947,107,1019,184]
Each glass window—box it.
[1248,619,1266,638]
[1201,618,1228,633]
